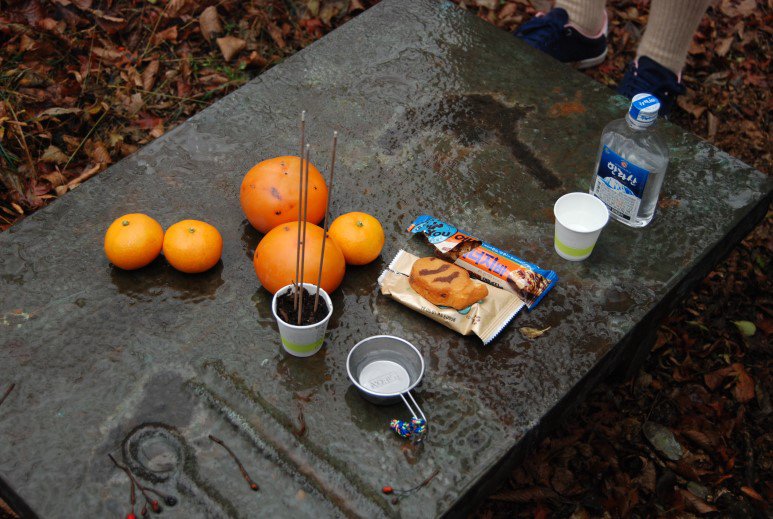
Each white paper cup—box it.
[553,192,610,261]
[271,283,333,357]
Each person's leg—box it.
[617,0,712,114]
[513,0,608,68]
[637,0,713,75]
[554,0,606,36]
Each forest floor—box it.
[0,0,770,517]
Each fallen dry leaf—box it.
[39,145,69,164]
[520,326,551,339]
[720,0,755,17]
[86,140,111,164]
[149,122,165,139]
[217,36,246,62]
[142,60,159,91]
[499,3,518,18]
[166,0,195,17]
[348,0,365,13]
[732,320,756,336]
[134,116,162,130]
[715,36,733,57]
[739,486,765,503]
[643,422,683,461]
[37,107,82,118]
[91,47,125,62]
[730,363,755,403]
[266,22,286,49]
[678,487,718,514]
[66,163,101,190]
[474,0,498,9]
[199,6,222,42]
[707,112,718,140]
[676,97,706,119]
[151,25,178,46]
[198,74,229,86]
[124,93,144,116]
[704,365,733,390]
[319,2,345,25]
[41,170,67,188]
[19,34,37,52]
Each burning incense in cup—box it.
[297,144,311,325]
[294,110,306,310]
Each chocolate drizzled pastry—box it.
[409,257,488,310]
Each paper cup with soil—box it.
[272,283,332,357]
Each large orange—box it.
[328,212,385,265]
[254,221,345,294]
[163,219,223,273]
[104,213,164,270]
[240,156,328,234]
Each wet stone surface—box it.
[0,0,770,517]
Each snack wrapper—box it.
[378,250,524,344]
[407,215,558,309]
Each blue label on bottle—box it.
[596,146,649,198]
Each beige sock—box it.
[554,0,606,35]
[637,0,712,75]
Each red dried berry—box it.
[126,514,137,519]
[382,486,394,494]
[150,500,161,513]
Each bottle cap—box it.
[628,93,660,127]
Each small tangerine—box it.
[328,212,385,266]
[163,220,223,274]
[104,213,164,270]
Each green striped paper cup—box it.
[272,283,332,357]
[553,192,609,261]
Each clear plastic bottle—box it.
[590,93,669,228]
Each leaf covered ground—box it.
[0,0,770,518]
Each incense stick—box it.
[297,144,311,325]
[294,111,306,310]
[314,131,338,313]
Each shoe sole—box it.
[576,46,608,69]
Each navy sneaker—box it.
[617,56,686,116]
[514,8,608,69]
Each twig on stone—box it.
[0,383,15,408]
[208,434,259,491]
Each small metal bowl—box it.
[347,335,424,405]
[346,335,427,439]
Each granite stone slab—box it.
[0,0,770,517]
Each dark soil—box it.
[275,286,329,326]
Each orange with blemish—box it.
[240,156,328,234]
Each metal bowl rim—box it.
[346,335,425,398]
